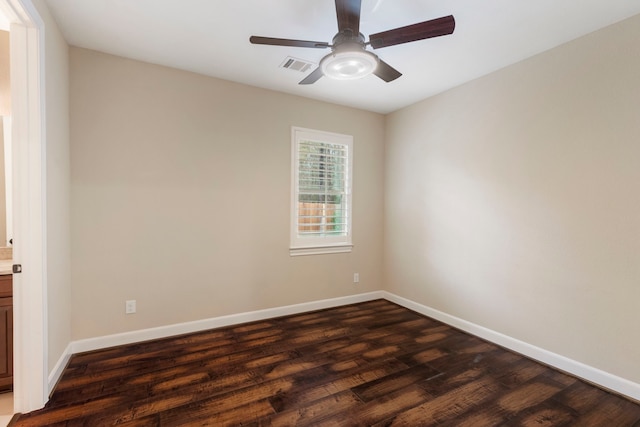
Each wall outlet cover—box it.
[125,300,136,314]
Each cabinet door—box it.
[0,275,11,298]
[0,297,12,391]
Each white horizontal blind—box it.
[291,127,353,255]
[298,140,347,236]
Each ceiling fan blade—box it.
[335,0,361,35]
[374,59,402,82]
[250,36,330,49]
[369,15,455,49]
[299,66,324,85]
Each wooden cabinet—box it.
[0,275,12,392]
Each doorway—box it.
[0,0,47,417]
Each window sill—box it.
[290,244,353,257]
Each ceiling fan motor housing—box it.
[331,30,366,48]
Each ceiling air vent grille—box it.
[280,57,314,73]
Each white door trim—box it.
[0,0,47,412]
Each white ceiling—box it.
[44,0,640,114]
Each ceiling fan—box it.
[249,0,455,85]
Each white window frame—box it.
[290,127,353,256]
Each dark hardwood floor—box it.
[13,299,640,426]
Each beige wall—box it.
[70,48,385,340]
[0,30,9,116]
[0,30,8,246]
[385,15,640,383]
[0,119,5,246]
[33,0,72,373]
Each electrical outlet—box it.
[353,273,360,283]
[125,300,136,314]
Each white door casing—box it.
[0,0,47,413]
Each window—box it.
[290,127,353,256]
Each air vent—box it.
[280,56,315,73]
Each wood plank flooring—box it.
[13,300,640,426]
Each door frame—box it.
[0,0,46,413]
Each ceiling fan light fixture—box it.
[320,49,378,80]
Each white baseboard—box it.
[70,291,384,355]
[382,291,640,402]
[48,342,73,395]
[48,290,639,403]
[46,291,382,392]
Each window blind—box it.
[297,140,348,236]
[291,127,353,255]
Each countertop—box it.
[0,247,12,275]
[0,260,11,275]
